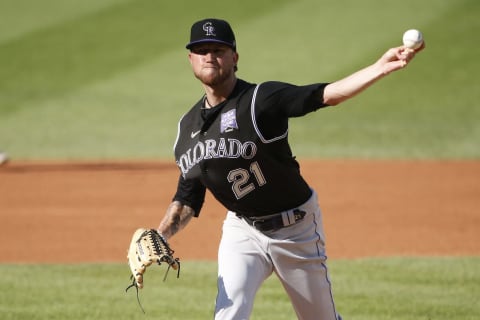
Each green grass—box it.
[0,258,478,319]
[0,0,478,160]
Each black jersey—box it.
[173,79,329,217]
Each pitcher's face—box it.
[189,43,238,86]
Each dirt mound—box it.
[0,160,478,263]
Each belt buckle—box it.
[281,209,306,227]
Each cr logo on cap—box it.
[203,22,216,36]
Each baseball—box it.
[402,29,423,50]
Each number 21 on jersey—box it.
[227,161,266,199]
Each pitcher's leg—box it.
[275,257,339,320]
[269,199,340,320]
[215,213,272,320]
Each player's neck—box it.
[203,77,237,108]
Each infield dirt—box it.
[0,160,478,263]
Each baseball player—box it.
[156,18,424,319]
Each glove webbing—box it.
[150,231,181,275]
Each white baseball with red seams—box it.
[403,29,423,49]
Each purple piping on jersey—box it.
[251,84,289,144]
[173,113,187,152]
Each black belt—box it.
[236,209,307,232]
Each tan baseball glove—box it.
[126,228,180,290]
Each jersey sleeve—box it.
[253,81,330,141]
[172,174,206,217]
[256,81,330,117]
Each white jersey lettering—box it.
[178,138,258,176]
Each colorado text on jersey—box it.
[177,138,257,177]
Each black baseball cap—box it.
[186,18,236,51]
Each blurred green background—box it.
[0,0,478,161]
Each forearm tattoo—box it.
[158,201,195,239]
